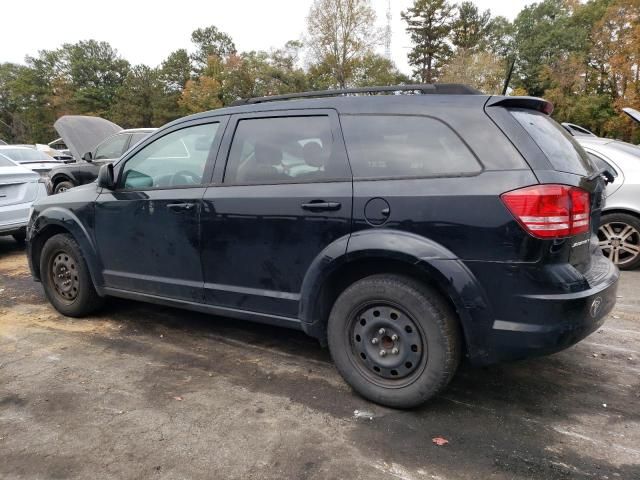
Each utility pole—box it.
[385,0,392,60]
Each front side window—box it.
[341,115,481,179]
[94,134,129,160]
[224,116,349,184]
[119,123,219,190]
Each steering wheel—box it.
[171,170,201,186]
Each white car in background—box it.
[576,137,640,270]
[0,145,64,177]
[0,155,47,242]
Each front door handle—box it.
[167,202,196,212]
[301,201,342,212]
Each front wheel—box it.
[39,233,104,317]
[327,274,461,408]
[54,180,75,194]
[598,213,640,270]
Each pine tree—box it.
[402,0,455,83]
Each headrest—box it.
[303,141,325,168]
[255,142,282,166]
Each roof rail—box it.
[230,84,481,106]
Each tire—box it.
[327,274,461,408]
[39,233,104,317]
[12,231,26,244]
[54,180,75,194]
[599,213,640,270]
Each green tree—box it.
[511,0,580,96]
[451,2,492,53]
[190,26,237,71]
[306,0,381,88]
[402,0,455,83]
[110,65,179,128]
[161,49,193,92]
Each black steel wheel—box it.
[599,213,640,270]
[328,274,461,408]
[349,303,425,386]
[49,251,80,302]
[40,233,104,317]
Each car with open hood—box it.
[46,116,155,194]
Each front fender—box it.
[29,206,104,289]
[299,229,495,363]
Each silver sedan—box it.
[576,137,640,269]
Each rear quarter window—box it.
[511,109,596,175]
[341,115,481,179]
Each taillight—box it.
[501,184,590,239]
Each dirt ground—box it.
[0,237,638,480]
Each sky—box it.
[1,0,536,75]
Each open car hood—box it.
[54,115,122,161]
[622,107,640,125]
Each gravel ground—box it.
[0,237,638,480]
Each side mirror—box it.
[97,164,115,190]
[82,151,93,162]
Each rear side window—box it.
[224,116,350,184]
[341,115,481,179]
[511,110,596,175]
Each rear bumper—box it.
[481,258,619,364]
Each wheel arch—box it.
[601,208,640,219]
[29,208,103,289]
[50,172,77,190]
[299,230,494,361]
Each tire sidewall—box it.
[39,233,100,317]
[54,181,74,194]
[328,275,459,408]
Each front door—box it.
[200,111,353,318]
[94,119,226,302]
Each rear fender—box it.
[299,230,495,362]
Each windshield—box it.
[0,148,58,162]
[511,109,596,175]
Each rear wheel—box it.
[598,213,640,270]
[40,233,104,317]
[54,180,75,194]
[327,274,461,408]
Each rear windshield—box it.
[0,148,55,162]
[511,109,596,175]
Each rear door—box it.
[200,110,353,319]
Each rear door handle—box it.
[167,202,196,212]
[301,201,342,212]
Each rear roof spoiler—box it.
[486,96,554,115]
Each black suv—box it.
[27,85,619,408]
